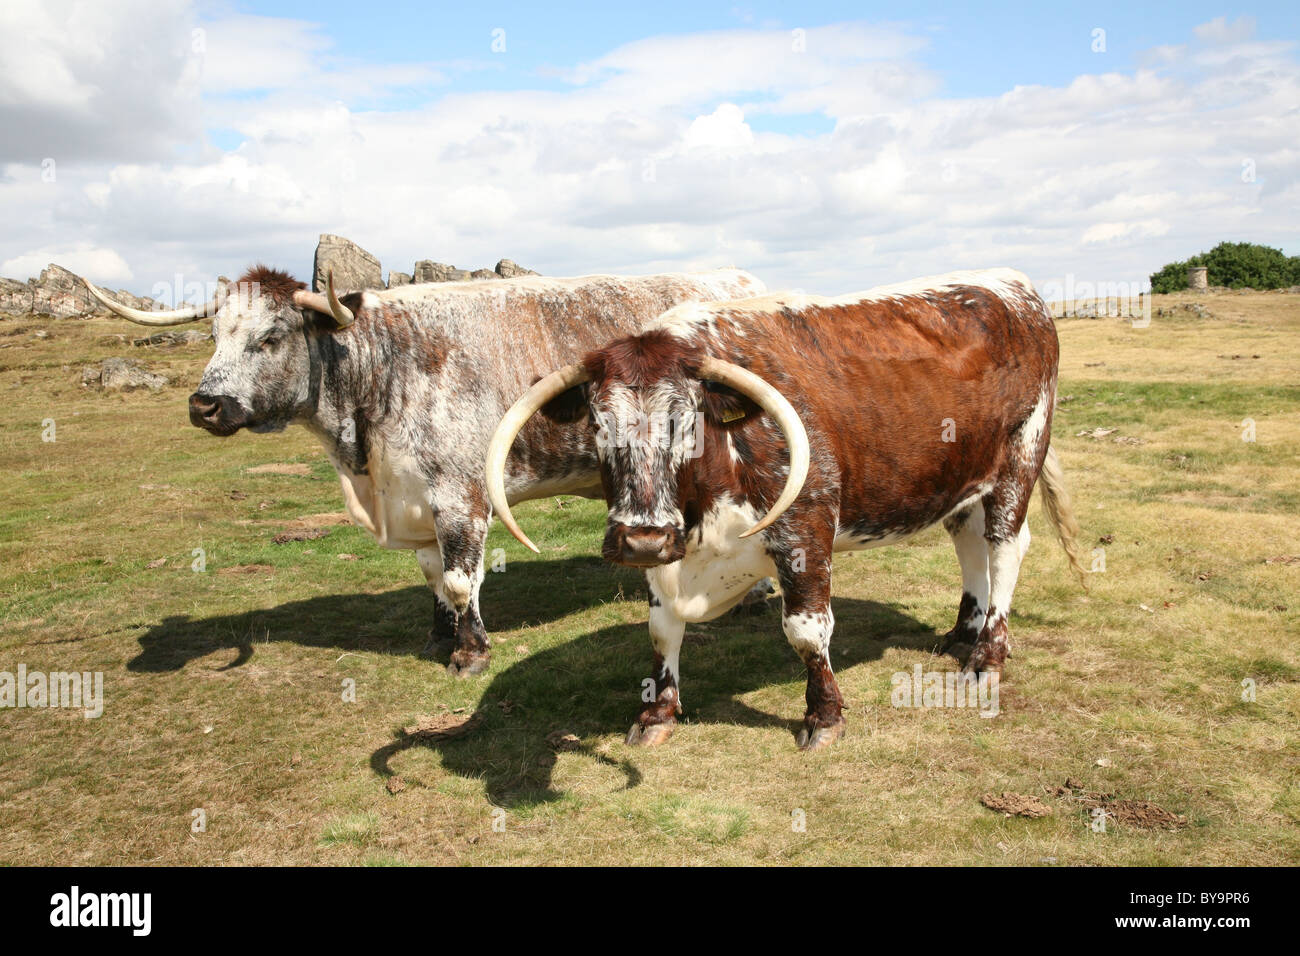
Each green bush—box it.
[1149,242,1300,293]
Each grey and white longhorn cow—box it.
[86,265,764,674]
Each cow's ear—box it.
[701,381,760,429]
[298,290,366,332]
[312,291,365,331]
[539,383,590,423]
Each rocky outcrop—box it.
[414,260,470,284]
[313,234,383,294]
[0,277,32,314]
[1,239,540,315]
[393,254,537,288]
[35,264,95,314]
[495,258,538,278]
[0,264,161,317]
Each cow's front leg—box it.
[626,581,684,746]
[778,548,845,752]
[415,547,458,655]
[433,513,491,677]
[784,607,845,751]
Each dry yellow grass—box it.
[1,290,1297,865]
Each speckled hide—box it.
[188,266,765,675]
[533,268,1082,748]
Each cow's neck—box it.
[299,313,441,476]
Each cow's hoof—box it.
[963,641,1007,676]
[625,721,674,747]
[447,652,490,677]
[796,719,846,752]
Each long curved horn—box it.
[485,363,591,554]
[696,356,810,538]
[84,279,213,326]
[291,269,355,328]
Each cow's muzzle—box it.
[602,523,686,568]
[188,392,247,436]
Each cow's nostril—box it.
[189,393,225,426]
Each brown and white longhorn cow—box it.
[487,268,1085,750]
[84,265,763,675]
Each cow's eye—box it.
[257,335,281,352]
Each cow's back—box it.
[380,270,763,403]
[373,269,762,503]
[680,269,1058,529]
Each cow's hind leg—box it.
[966,485,1035,675]
[626,580,684,747]
[940,503,989,654]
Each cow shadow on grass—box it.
[127,555,945,808]
[370,592,942,808]
[127,554,648,673]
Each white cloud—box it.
[1081,220,1171,245]
[1194,16,1257,45]
[2,244,132,283]
[682,103,754,153]
[0,0,200,162]
[0,6,1297,299]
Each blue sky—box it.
[3,1,1298,295]
[221,0,1300,101]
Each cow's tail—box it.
[1038,444,1088,587]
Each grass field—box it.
[2,288,1298,866]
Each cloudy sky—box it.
[1,0,1297,299]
